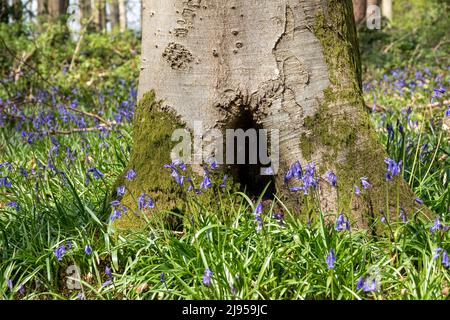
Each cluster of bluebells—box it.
[430,218,450,233]
[384,158,402,181]
[285,161,318,195]
[102,266,114,287]
[326,249,336,269]
[433,248,449,268]
[6,279,25,295]
[110,200,128,221]
[53,240,73,261]
[138,192,155,210]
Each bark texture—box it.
[117,0,427,230]
[48,0,69,21]
[0,0,8,23]
[92,0,106,31]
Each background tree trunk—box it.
[48,0,69,21]
[0,0,8,23]
[109,0,120,31]
[118,0,126,32]
[352,0,367,24]
[92,0,106,32]
[118,0,424,230]
[12,0,22,23]
[382,0,393,21]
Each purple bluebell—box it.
[85,245,92,255]
[445,106,450,117]
[18,284,25,295]
[384,158,402,181]
[363,279,378,292]
[386,123,394,140]
[254,201,263,216]
[6,201,20,212]
[200,174,212,189]
[335,213,350,232]
[360,177,372,190]
[105,266,112,278]
[67,240,73,250]
[354,185,361,196]
[203,268,213,286]
[7,279,13,290]
[110,200,121,207]
[325,171,337,187]
[125,169,136,181]
[399,208,407,223]
[285,161,302,183]
[171,170,185,186]
[219,175,228,189]
[0,176,12,188]
[326,249,336,269]
[356,277,365,290]
[116,185,126,197]
[442,251,449,268]
[160,272,165,283]
[415,197,423,205]
[430,218,443,233]
[433,248,444,261]
[54,245,67,261]
[87,167,104,180]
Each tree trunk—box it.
[48,0,69,21]
[0,0,8,23]
[382,0,392,21]
[12,0,22,23]
[118,0,126,32]
[109,0,120,31]
[117,0,426,230]
[92,0,106,32]
[352,0,367,24]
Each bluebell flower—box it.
[445,106,450,117]
[208,159,218,170]
[354,185,361,196]
[360,177,372,190]
[6,201,20,212]
[105,266,112,278]
[85,245,92,255]
[415,197,423,205]
[200,174,212,189]
[138,192,155,210]
[219,175,228,189]
[335,213,350,231]
[125,169,136,181]
[325,171,337,187]
[110,200,121,207]
[384,158,402,181]
[255,215,263,233]
[116,185,126,197]
[0,176,12,188]
[386,123,394,140]
[399,208,407,223]
[443,251,449,268]
[433,248,444,261]
[67,240,73,250]
[171,170,185,186]
[203,268,213,286]
[326,249,336,269]
[18,284,25,295]
[363,279,378,292]
[54,245,67,261]
[430,218,443,233]
[102,279,112,287]
[254,201,263,216]
[160,272,165,283]
[356,277,365,290]
[285,161,302,183]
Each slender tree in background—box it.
[48,0,69,21]
[382,0,393,21]
[116,0,426,230]
[109,0,120,31]
[92,0,106,32]
[12,0,23,23]
[119,0,126,32]
[37,0,47,16]
[0,0,8,23]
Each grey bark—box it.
[109,0,120,31]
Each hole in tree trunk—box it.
[226,108,276,198]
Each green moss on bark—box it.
[112,90,187,231]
